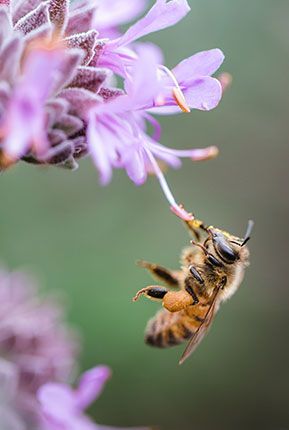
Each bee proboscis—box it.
[133,218,253,364]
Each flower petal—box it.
[148,141,181,169]
[150,76,222,114]
[183,76,222,110]
[173,49,225,85]
[125,43,163,108]
[76,365,111,410]
[112,0,190,48]
[37,382,76,422]
[87,114,114,186]
[22,45,66,102]
[94,0,148,30]
[3,45,66,158]
[123,146,147,185]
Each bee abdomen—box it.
[145,331,168,348]
[145,310,196,348]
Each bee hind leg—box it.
[133,285,168,302]
[133,286,194,313]
[163,290,194,312]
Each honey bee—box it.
[133,218,253,364]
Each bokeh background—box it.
[1,0,289,429]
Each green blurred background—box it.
[1,0,289,429]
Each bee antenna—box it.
[241,220,254,247]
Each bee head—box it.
[206,221,253,266]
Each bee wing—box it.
[179,285,222,365]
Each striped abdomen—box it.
[145,304,210,348]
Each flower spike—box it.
[0,0,225,216]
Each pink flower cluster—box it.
[0,265,147,430]
[0,0,224,217]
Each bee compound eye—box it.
[216,241,238,263]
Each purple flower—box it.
[0,265,78,421]
[88,44,222,218]
[151,48,225,113]
[0,0,225,218]
[38,366,148,430]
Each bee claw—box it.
[133,288,147,302]
[136,260,149,268]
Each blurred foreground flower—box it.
[38,365,148,430]
[0,265,78,426]
[0,359,24,430]
[0,266,148,430]
[0,0,225,218]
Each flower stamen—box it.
[172,87,190,113]
[159,65,190,113]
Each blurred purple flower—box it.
[0,358,24,430]
[0,265,78,421]
[38,366,148,430]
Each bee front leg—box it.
[184,218,207,241]
[133,286,168,303]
